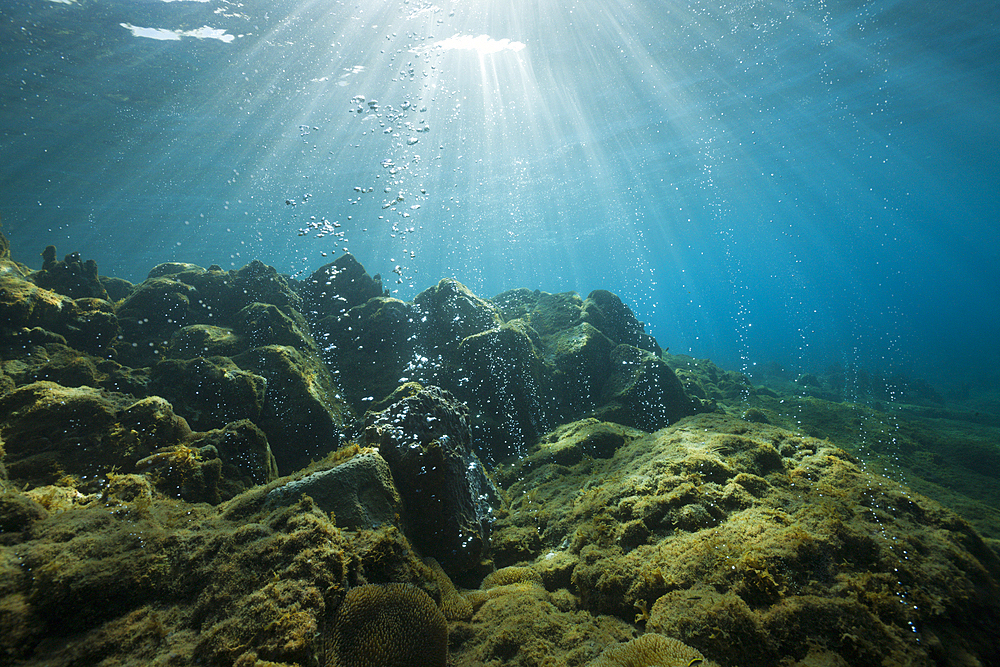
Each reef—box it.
[1,225,999,667]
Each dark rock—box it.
[191,420,278,493]
[300,253,386,321]
[29,247,110,300]
[0,492,47,535]
[595,345,705,431]
[316,296,419,411]
[582,289,661,355]
[666,354,752,403]
[234,345,353,474]
[116,260,308,366]
[547,322,615,410]
[235,302,313,351]
[99,275,134,302]
[148,356,267,431]
[264,450,401,528]
[133,420,277,504]
[22,346,148,395]
[0,275,118,353]
[362,385,501,574]
[166,324,243,359]
[147,262,205,279]
[413,279,503,359]
[135,443,224,504]
[455,321,551,461]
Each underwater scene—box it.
[1,0,999,665]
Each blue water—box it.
[2,0,997,390]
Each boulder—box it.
[0,382,193,489]
[299,252,386,321]
[264,450,401,529]
[316,296,419,411]
[582,289,661,355]
[116,260,308,366]
[596,345,705,431]
[413,279,503,359]
[29,246,110,300]
[455,321,551,461]
[166,324,243,359]
[362,385,501,574]
[234,345,353,474]
[0,274,119,353]
[235,302,313,351]
[148,356,267,431]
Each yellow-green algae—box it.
[3,413,998,666]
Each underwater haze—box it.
[1,0,998,387]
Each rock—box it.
[0,274,119,353]
[582,289,661,355]
[14,345,148,395]
[500,419,643,485]
[99,275,134,302]
[0,492,48,535]
[596,345,705,431]
[235,302,313,351]
[148,356,267,431]
[116,260,309,366]
[362,385,501,574]
[191,420,278,494]
[29,246,110,300]
[413,279,503,359]
[234,345,353,474]
[133,419,278,503]
[666,354,753,403]
[0,382,193,489]
[165,324,243,359]
[315,296,419,411]
[547,322,615,410]
[299,252,386,321]
[147,262,205,279]
[455,321,551,460]
[264,450,401,528]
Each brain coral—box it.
[589,633,708,667]
[482,565,543,589]
[327,583,447,667]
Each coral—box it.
[482,565,543,589]
[325,582,447,667]
[588,633,710,667]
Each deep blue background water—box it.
[2,0,997,392]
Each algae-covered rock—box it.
[190,419,278,492]
[235,301,314,350]
[264,449,401,529]
[0,274,119,353]
[582,289,661,355]
[595,345,705,431]
[455,320,551,460]
[495,413,1000,667]
[362,385,501,575]
[29,246,110,300]
[300,252,387,321]
[165,323,243,359]
[116,260,309,365]
[0,382,192,489]
[316,296,419,411]
[234,344,353,474]
[149,356,267,431]
[414,278,504,358]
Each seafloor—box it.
[1,225,998,667]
